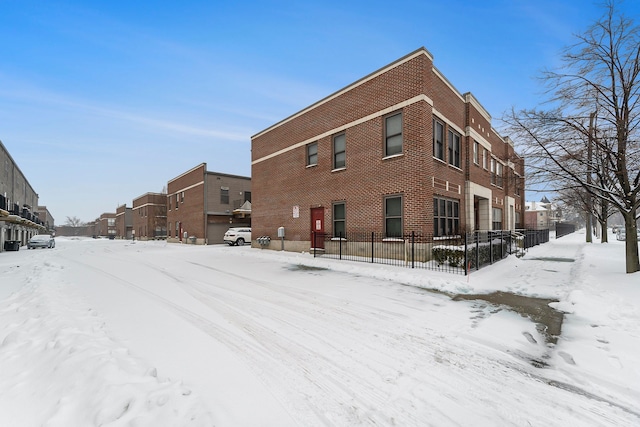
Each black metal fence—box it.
[312,229,550,275]
[555,223,576,239]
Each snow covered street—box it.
[0,230,638,426]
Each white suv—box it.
[223,227,251,246]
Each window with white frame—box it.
[384,195,402,237]
[492,208,503,230]
[307,142,317,166]
[433,197,459,237]
[448,130,461,168]
[491,158,496,185]
[333,134,346,169]
[333,202,346,237]
[385,113,403,156]
[473,141,479,165]
[433,118,444,161]
[496,162,503,188]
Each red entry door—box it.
[310,207,325,249]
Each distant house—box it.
[132,192,167,240]
[166,163,251,245]
[251,47,525,252]
[524,197,559,229]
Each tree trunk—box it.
[600,202,608,243]
[599,219,608,243]
[623,211,640,273]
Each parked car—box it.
[28,234,55,249]
[223,227,251,246]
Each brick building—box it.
[0,139,47,250]
[166,163,251,245]
[251,47,525,252]
[36,206,55,234]
[96,213,116,238]
[132,192,167,240]
[115,204,133,239]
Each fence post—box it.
[464,232,468,276]
[313,231,316,258]
[371,232,374,263]
[339,231,343,260]
[411,231,415,269]
[475,231,480,271]
[490,232,494,264]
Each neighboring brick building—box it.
[36,206,55,234]
[115,204,133,239]
[251,47,525,252]
[132,192,167,240]
[166,163,251,245]
[96,213,116,238]
[0,139,47,250]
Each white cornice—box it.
[465,93,491,123]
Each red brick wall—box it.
[133,193,167,239]
[252,48,525,242]
[167,164,205,240]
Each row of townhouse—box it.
[0,139,55,251]
[250,47,526,251]
[63,164,252,245]
[60,46,526,253]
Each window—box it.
[491,159,496,185]
[181,192,184,203]
[221,187,229,204]
[384,196,402,237]
[482,149,487,169]
[433,197,460,237]
[333,134,346,169]
[169,196,172,211]
[333,202,346,237]
[307,142,318,166]
[176,194,179,209]
[433,118,444,160]
[244,191,251,202]
[473,141,479,165]
[385,113,403,156]
[448,130,461,168]
[496,163,503,188]
[493,208,503,230]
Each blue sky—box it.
[1,0,636,224]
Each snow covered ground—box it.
[0,229,637,426]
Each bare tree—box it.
[65,216,85,227]
[504,0,640,273]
